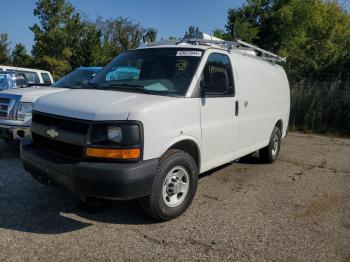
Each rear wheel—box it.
[140,149,198,221]
[260,126,282,163]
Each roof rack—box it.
[143,32,286,63]
[181,37,286,63]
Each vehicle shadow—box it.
[0,140,20,159]
[0,140,263,235]
[0,141,155,236]
[0,183,156,235]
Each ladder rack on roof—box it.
[143,32,286,63]
[182,38,286,63]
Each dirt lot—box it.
[0,132,349,262]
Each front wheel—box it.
[140,149,198,221]
[260,126,282,163]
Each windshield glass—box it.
[53,69,99,88]
[91,48,203,96]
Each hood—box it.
[34,89,174,121]
[0,87,68,103]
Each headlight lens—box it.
[107,126,122,143]
[17,103,33,121]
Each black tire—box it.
[260,126,282,163]
[140,149,198,221]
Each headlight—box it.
[107,126,122,143]
[17,103,33,121]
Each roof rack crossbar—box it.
[179,38,287,63]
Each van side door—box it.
[199,52,239,171]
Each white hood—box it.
[34,89,173,121]
[0,87,68,103]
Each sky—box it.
[0,0,247,52]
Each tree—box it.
[224,0,350,82]
[184,26,200,38]
[30,0,79,78]
[96,17,144,64]
[0,33,11,65]
[212,28,230,40]
[11,43,32,67]
[144,28,158,42]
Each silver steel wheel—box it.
[271,134,279,156]
[162,166,190,208]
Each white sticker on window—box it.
[176,51,202,57]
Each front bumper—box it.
[0,123,31,140]
[21,141,159,200]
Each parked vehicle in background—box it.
[0,66,53,85]
[0,67,102,141]
[0,71,29,90]
[21,33,290,221]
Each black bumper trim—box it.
[21,141,159,200]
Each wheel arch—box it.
[274,119,283,134]
[164,137,201,171]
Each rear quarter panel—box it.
[231,52,290,152]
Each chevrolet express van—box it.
[21,35,290,221]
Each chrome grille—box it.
[0,95,20,120]
[0,98,11,119]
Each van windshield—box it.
[91,48,203,96]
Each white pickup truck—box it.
[21,35,290,221]
[0,67,101,140]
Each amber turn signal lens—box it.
[86,147,141,159]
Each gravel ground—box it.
[0,132,349,262]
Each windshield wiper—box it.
[82,83,106,90]
[106,83,152,94]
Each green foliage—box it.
[95,16,144,65]
[30,0,77,78]
[225,0,350,82]
[11,44,33,67]
[29,0,146,78]
[290,80,350,136]
[0,33,11,65]
[184,26,200,38]
[144,28,158,42]
[212,28,230,40]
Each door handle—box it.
[235,101,239,116]
[244,100,249,107]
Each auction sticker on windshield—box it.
[176,51,202,57]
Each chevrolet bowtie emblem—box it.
[47,128,59,138]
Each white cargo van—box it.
[21,35,290,221]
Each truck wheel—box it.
[140,149,198,221]
[260,126,282,163]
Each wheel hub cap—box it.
[162,167,190,207]
[271,134,279,155]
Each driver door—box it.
[200,53,240,171]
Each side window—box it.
[41,73,52,84]
[34,73,40,84]
[202,53,234,97]
[15,74,28,88]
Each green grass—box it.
[290,81,350,137]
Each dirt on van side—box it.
[0,132,349,262]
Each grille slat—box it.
[32,133,84,159]
[32,112,90,159]
[32,113,89,134]
[0,98,10,119]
